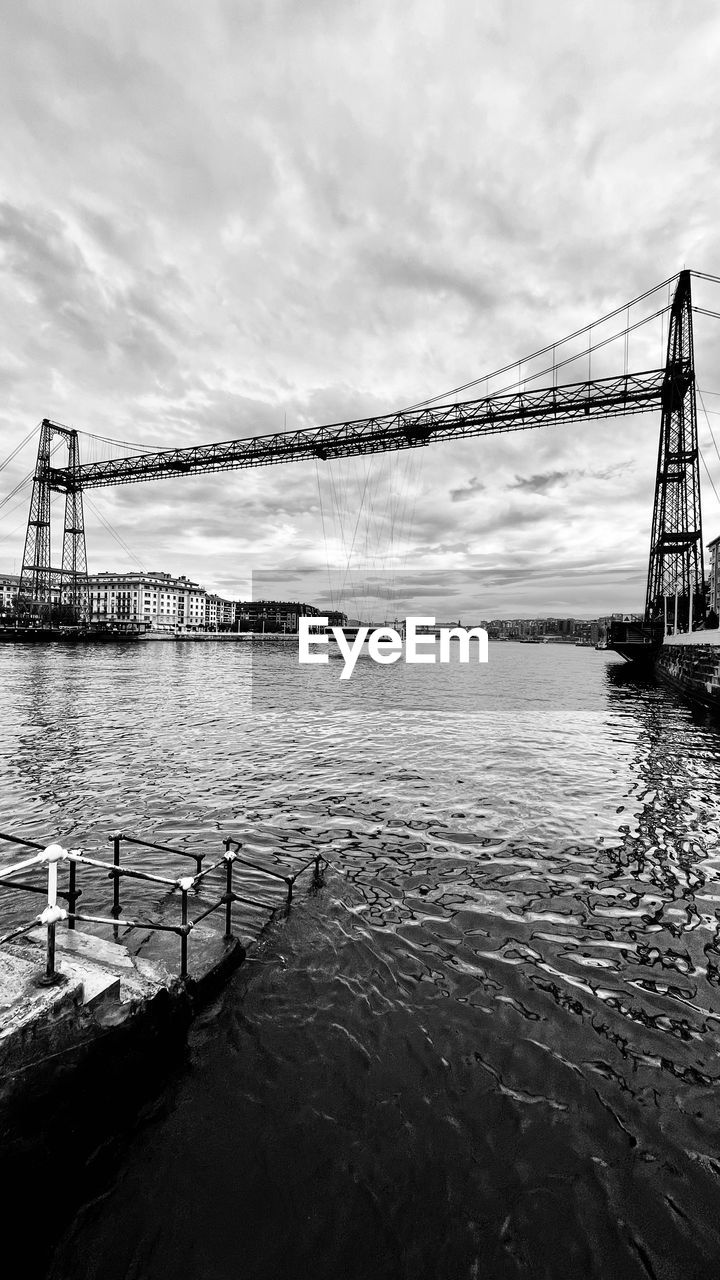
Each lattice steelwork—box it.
[17,420,54,622]
[17,419,89,625]
[59,429,89,622]
[44,370,666,492]
[20,374,667,628]
[15,275,691,630]
[644,271,704,627]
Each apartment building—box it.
[708,535,720,615]
[89,570,208,632]
[234,600,324,633]
[0,572,19,618]
[1,569,348,633]
[205,593,235,630]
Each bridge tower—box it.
[16,419,89,626]
[644,269,704,629]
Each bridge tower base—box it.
[644,269,704,630]
[16,419,89,626]
[609,270,704,663]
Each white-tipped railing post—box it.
[223,851,236,939]
[38,844,69,985]
[177,876,195,978]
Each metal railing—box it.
[0,830,328,984]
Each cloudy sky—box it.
[2,0,720,619]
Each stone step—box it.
[53,956,120,1010]
[0,946,82,1019]
[27,927,128,1010]
[32,927,136,971]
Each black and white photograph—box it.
[2,3,720,1277]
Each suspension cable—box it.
[493,305,671,398]
[402,272,681,411]
[84,494,146,572]
[0,422,40,474]
[0,436,66,512]
[79,431,166,453]
[700,448,720,508]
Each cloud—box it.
[510,470,573,495]
[0,2,719,615]
[449,476,485,503]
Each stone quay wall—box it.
[656,642,720,710]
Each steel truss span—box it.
[10,268,708,633]
[46,369,666,493]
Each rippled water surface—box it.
[4,640,720,1279]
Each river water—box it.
[3,640,720,1279]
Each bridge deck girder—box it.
[45,369,666,493]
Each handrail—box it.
[0,918,44,946]
[69,911,185,934]
[0,831,46,852]
[222,837,327,903]
[188,854,228,886]
[0,850,51,878]
[111,833,204,874]
[221,854,290,884]
[0,832,328,981]
[0,874,77,905]
[71,850,179,889]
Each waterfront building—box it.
[235,600,324,633]
[1,565,347,634]
[89,570,207,632]
[205,593,235,630]
[176,576,207,630]
[708,535,720,615]
[0,573,19,619]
